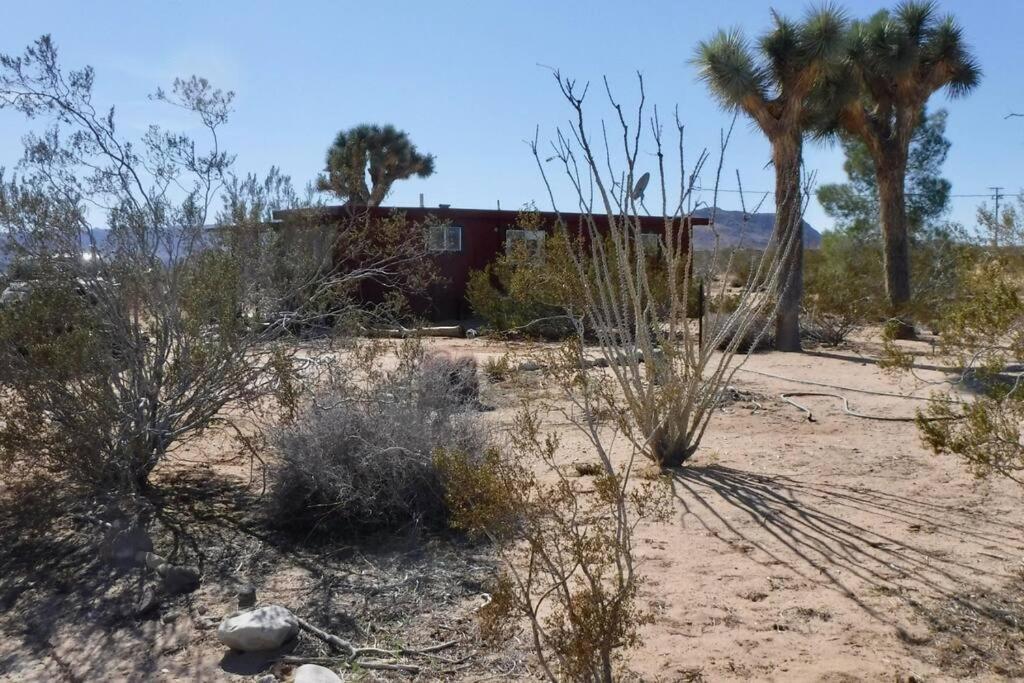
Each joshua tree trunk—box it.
[876,155,914,338]
[772,138,804,353]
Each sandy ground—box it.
[2,332,1023,681]
[443,334,1024,681]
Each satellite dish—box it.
[630,172,650,201]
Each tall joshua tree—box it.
[827,1,980,336]
[317,124,435,206]
[695,6,846,352]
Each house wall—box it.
[272,205,708,322]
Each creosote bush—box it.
[268,343,487,535]
[916,257,1024,481]
[0,42,297,493]
[0,37,436,497]
[802,226,972,344]
[466,209,582,340]
[438,406,671,682]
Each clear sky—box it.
[0,0,1020,233]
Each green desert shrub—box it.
[917,257,1024,480]
[466,210,582,339]
[801,231,882,346]
[468,209,704,339]
[802,227,972,342]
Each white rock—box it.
[294,664,342,683]
[216,605,299,651]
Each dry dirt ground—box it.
[2,331,1023,681]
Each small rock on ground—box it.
[294,663,342,683]
[237,583,257,609]
[162,565,201,595]
[134,584,160,617]
[217,604,298,652]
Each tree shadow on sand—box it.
[0,478,164,682]
[668,464,1024,676]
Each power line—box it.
[700,187,1013,199]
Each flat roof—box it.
[272,204,710,226]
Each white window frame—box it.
[505,229,545,259]
[427,224,463,252]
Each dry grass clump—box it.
[267,347,487,536]
[483,354,514,383]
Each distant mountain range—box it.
[1,210,822,272]
[692,207,821,251]
[0,227,212,271]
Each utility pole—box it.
[990,186,1004,248]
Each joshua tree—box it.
[317,123,435,206]
[695,6,846,352]
[825,1,980,336]
[817,108,952,242]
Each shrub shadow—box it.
[668,462,1024,669]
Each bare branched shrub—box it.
[439,71,806,683]
[802,308,861,347]
[533,71,803,467]
[269,342,487,535]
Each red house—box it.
[273,205,709,321]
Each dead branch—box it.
[294,616,460,671]
[280,656,421,674]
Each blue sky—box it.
[0,0,1020,232]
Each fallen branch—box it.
[297,616,356,657]
[280,655,421,673]
[356,660,423,673]
[293,616,461,671]
[366,325,464,338]
[779,391,963,423]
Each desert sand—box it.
[1,332,1022,681]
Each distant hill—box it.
[691,207,821,251]
[0,227,220,272]
[0,229,112,273]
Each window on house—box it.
[427,224,463,252]
[505,229,545,259]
